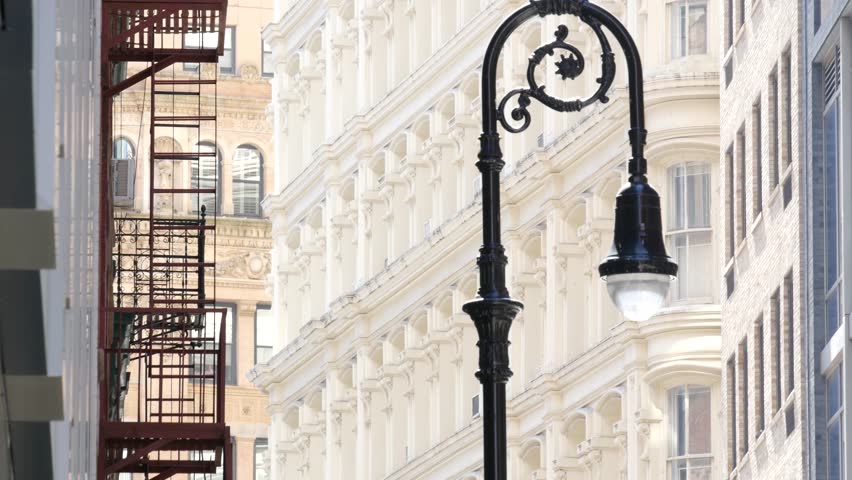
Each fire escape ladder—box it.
[100,2,230,479]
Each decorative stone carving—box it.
[216,250,272,280]
[201,63,217,80]
[240,64,261,81]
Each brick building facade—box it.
[719,0,806,476]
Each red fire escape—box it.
[98,2,232,478]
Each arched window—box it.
[667,161,712,301]
[191,141,221,215]
[112,137,135,204]
[232,145,263,217]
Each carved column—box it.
[324,370,341,480]
[405,0,417,73]
[452,328,466,432]
[627,366,661,480]
[324,7,340,139]
[381,376,395,475]
[355,161,370,283]
[403,363,416,461]
[426,344,441,447]
[544,204,565,370]
[544,416,563,480]
[325,181,341,302]
[269,407,285,479]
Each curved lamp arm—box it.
[475,0,652,302]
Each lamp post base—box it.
[463,297,522,480]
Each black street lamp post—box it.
[462,1,678,479]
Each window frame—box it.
[262,40,274,78]
[112,137,136,204]
[220,26,236,75]
[190,141,223,216]
[232,144,264,218]
[665,161,714,303]
[667,384,713,480]
[183,26,236,74]
[668,0,708,59]
[191,302,238,386]
[826,365,844,480]
[255,437,269,480]
[255,304,273,365]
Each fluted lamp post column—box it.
[462,1,678,479]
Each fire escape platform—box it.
[104,0,227,63]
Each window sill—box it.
[754,427,768,450]
[749,212,764,235]
[734,238,748,260]
[729,449,752,479]
[734,24,747,48]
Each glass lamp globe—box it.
[603,272,672,322]
[598,175,678,322]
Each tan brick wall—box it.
[719,0,805,476]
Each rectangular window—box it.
[726,144,735,260]
[769,68,780,188]
[737,0,745,30]
[725,0,734,48]
[771,289,782,413]
[726,266,736,298]
[824,50,843,341]
[255,438,269,480]
[184,26,235,74]
[192,304,237,385]
[725,57,735,87]
[262,41,274,77]
[670,0,708,58]
[754,317,765,435]
[736,126,747,244]
[667,162,713,301]
[220,26,236,74]
[233,146,264,217]
[782,47,793,172]
[827,366,844,480]
[738,339,749,458]
[668,385,713,479]
[727,356,737,472]
[255,305,274,364]
[784,272,794,396]
[752,99,763,216]
[191,142,220,215]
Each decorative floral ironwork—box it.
[497,21,616,133]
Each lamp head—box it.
[598,175,678,322]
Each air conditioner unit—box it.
[423,219,432,240]
[113,157,135,206]
[473,177,482,194]
[471,393,481,418]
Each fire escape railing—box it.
[98,2,231,479]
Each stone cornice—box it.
[263,0,325,54]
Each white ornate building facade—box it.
[252,1,724,479]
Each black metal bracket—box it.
[497,22,615,133]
